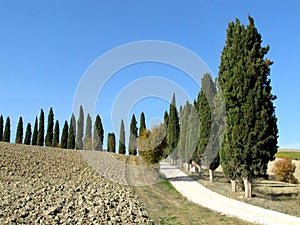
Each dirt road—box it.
[159,161,300,225]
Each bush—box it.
[272,156,298,184]
[137,125,167,165]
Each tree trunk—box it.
[230,180,236,192]
[243,176,252,198]
[209,169,214,182]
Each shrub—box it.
[272,156,298,183]
[137,125,167,165]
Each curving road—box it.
[159,161,300,225]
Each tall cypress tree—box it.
[37,109,44,146]
[0,115,3,141]
[52,120,60,147]
[45,107,54,146]
[3,117,10,143]
[187,104,200,163]
[107,132,116,153]
[139,112,146,137]
[24,123,32,145]
[93,115,104,151]
[167,93,180,158]
[118,119,126,154]
[68,114,76,149]
[177,102,191,162]
[195,74,218,182]
[218,17,278,198]
[84,113,92,150]
[129,114,138,155]
[32,117,38,145]
[195,74,216,159]
[76,105,84,150]
[15,117,23,144]
[61,121,68,149]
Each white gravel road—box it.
[159,161,300,225]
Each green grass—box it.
[276,151,300,160]
[133,177,252,224]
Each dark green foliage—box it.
[177,102,192,162]
[93,115,104,151]
[31,117,38,145]
[218,17,278,197]
[15,117,23,144]
[24,123,32,145]
[45,107,54,146]
[137,125,167,165]
[52,120,60,147]
[118,119,126,154]
[186,104,200,162]
[3,117,10,142]
[207,83,226,171]
[0,115,3,141]
[163,111,169,128]
[76,106,84,150]
[129,114,138,155]
[107,132,116,153]
[177,102,200,163]
[61,121,68,149]
[167,94,180,157]
[195,74,217,167]
[139,112,146,137]
[68,114,76,149]
[37,109,45,146]
[84,114,92,150]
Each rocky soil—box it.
[0,142,154,224]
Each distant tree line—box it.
[0,105,149,156]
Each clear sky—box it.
[0,1,299,149]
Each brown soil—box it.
[0,142,153,224]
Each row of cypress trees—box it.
[165,16,278,199]
[0,106,104,151]
[0,107,149,155]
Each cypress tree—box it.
[76,105,84,150]
[177,102,191,162]
[45,107,54,146]
[0,115,3,141]
[196,74,218,181]
[167,93,180,158]
[61,121,68,149]
[37,109,45,146]
[32,117,38,145]
[68,114,76,149]
[186,104,200,163]
[93,115,104,151]
[3,117,10,142]
[24,123,32,145]
[52,120,60,147]
[84,113,92,150]
[208,81,226,181]
[15,117,23,144]
[118,119,126,154]
[139,112,146,137]
[128,114,138,155]
[107,132,116,153]
[218,17,278,198]
[194,74,219,182]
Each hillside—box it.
[0,142,153,224]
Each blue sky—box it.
[0,1,299,149]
